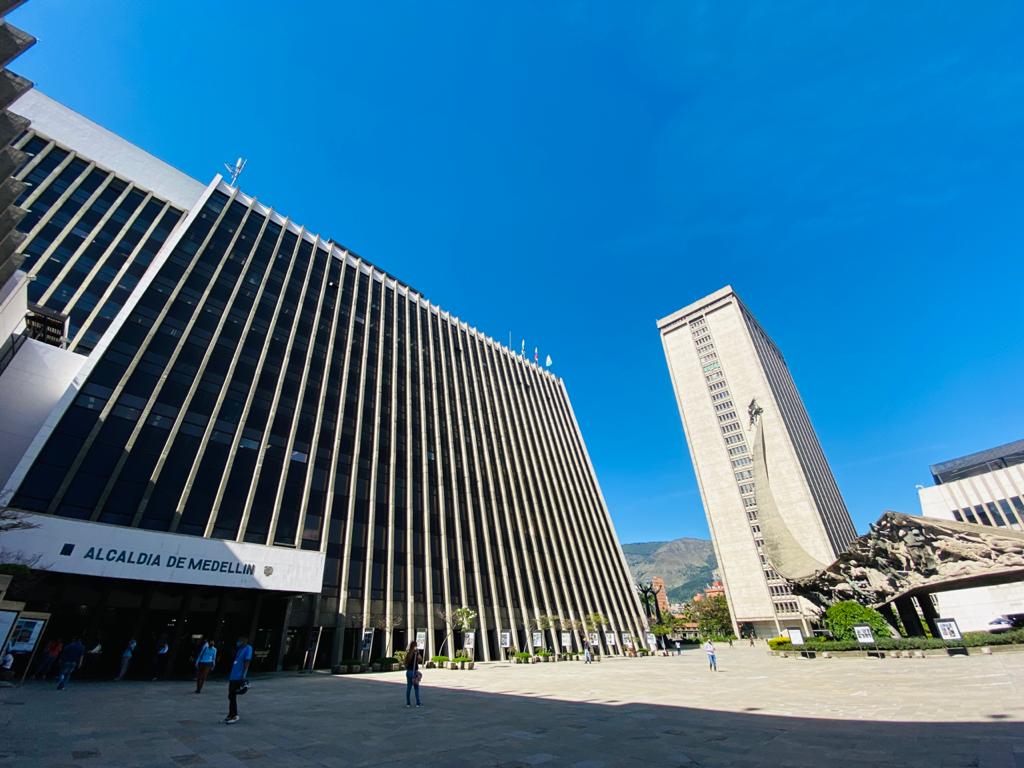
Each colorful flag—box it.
[534,347,538,363]
[545,355,552,367]
[520,338,525,357]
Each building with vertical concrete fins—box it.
[0,90,647,672]
[658,286,857,637]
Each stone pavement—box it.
[2,644,1023,767]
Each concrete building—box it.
[0,91,647,673]
[658,286,857,638]
[918,439,1024,630]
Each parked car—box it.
[987,614,1024,633]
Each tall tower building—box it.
[658,286,857,637]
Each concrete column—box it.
[916,593,941,637]
[894,596,924,636]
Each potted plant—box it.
[515,651,531,665]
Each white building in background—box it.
[658,286,857,638]
[918,439,1024,631]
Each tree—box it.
[583,613,608,632]
[636,582,664,625]
[823,600,894,640]
[691,594,734,640]
[436,606,477,656]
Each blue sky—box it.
[13,2,1024,544]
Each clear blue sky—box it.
[13,2,1024,544]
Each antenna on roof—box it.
[224,157,246,187]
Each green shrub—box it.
[394,651,407,665]
[341,658,363,667]
[536,648,552,657]
[824,600,894,641]
[766,636,790,651]
[515,651,532,661]
[430,655,450,664]
[375,657,397,666]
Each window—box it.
[721,421,740,433]
[718,411,737,422]
[743,497,757,508]
[715,401,733,412]
[732,457,752,467]
[724,434,744,445]
[696,344,714,354]
[747,511,758,521]
[694,335,711,346]
[951,509,963,522]
[738,483,755,494]
[699,353,717,364]
[712,390,730,402]
[703,362,720,373]
[706,372,723,383]
[728,445,748,456]
[735,469,753,480]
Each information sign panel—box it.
[464,631,475,650]
[8,617,46,653]
[853,624,875,644]
[935,618,962,641]
[500,631,511,648]
[605,632,616,647]
[645,632,657,649]
[560,631,571,648]
[786,627,805,646]
[531,631,543,648]
[415,630,426,650]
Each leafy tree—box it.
[692,594,734,640]
[636,582,664,624]
[823,600,893,641]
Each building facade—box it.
[0,92,647,672]
[918,439,1024,630]
[658,286,857,637]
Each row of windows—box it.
[12,187,644,641]
[950,496,1024,528]
[690,316,796,618]
[13,132,184,352]
[774,600,800,614]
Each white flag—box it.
[520,338,525,357]
[545,355,552,367]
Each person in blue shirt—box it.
[194,638,217,694]
[56,637,85,690]
[225,636,252,724]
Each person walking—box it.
[152,637,170,680]
[583,637,592,664]
[703,639,717,672]
[56,637,86,690]
[225,636,252,724]
[674,640,681,656]
[34,638,62,679]
[404,641,423,708]
[195,638,216,693]
[115,638,136,680]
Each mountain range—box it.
[621,537,718,604]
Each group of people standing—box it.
[28,632,253,724]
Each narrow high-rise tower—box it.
[658,286,856,637]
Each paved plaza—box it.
[2,645,1023,767]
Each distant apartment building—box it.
[652,575,670,616]
[918,439,1024,630]
[658,286,857,637]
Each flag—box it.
[534,347,539,363]
[545,355,552,367]
[520,338,525,357]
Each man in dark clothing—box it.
[225,636,252,724]
[56,638,86,690]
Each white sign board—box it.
[853,624,875,644]
[464,631,475,650]
[1,513,325,592]
[8,617,45,653]
[621,632,633,648]
[560,631,571,648]
[605,632,616,647]
[500,631,511,648]
[588,632,599,648]
[360,629,374,654]
[936,618,962,641]
[786,627,805,646]
[415,630,427,650]
[0,609,17,652]
[645,632,657,649]
[531,631,543,648]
